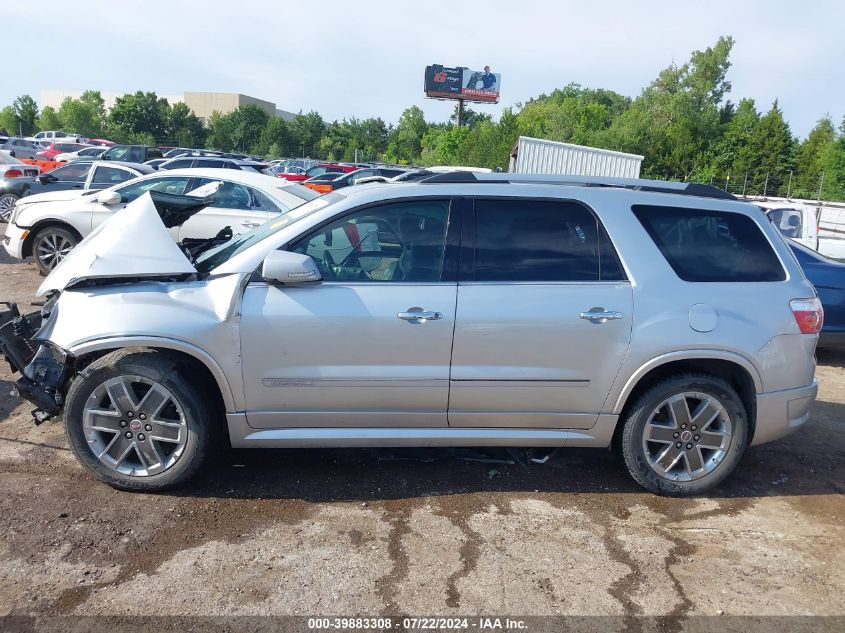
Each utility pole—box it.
[817,171,825,202]
[763,171,770,197]
[742,172,748,197]
[786,170,793,199]
[725,173,730,192]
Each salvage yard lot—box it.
[0,249,842,620]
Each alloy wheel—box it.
[0,195,16,222]
[641,391,733,482]
[82,375,188,477]
[35,232,74,271]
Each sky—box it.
[5,1,844,138]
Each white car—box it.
[54,146,108,163]
[3,168,319,275]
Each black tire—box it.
[0,193,19,223]
[620,373,749,496]
[31,225,79,276]
[64,349,215,492]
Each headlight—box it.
[10,201,27,225]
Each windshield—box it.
[194,192,345,274]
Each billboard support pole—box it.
[457,99,465,128]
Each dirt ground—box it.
[0,248,843,627]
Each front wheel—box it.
[32,226,78,275]
[620,374,749,496]
[64,349,215,491]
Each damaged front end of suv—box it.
[0,185,230,425]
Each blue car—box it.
[790,242,845,348]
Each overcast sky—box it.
[5,1,844,138]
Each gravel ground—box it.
[0,248,842,626]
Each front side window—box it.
[92,165,135,185]
[472,199,625,282]
[115,176,191,203]
[50,162,93,182]
[290,200,450,282]
[633,205,786,282]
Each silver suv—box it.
[0,174,822,495]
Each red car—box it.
[277,163,356,182]
[35,142,88,161]
[87,138,115,147]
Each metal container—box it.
[509,136,643,178]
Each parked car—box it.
[163,148,223,158]
[144,158,169,170]
[3,168,318,274]
[29,131,85,144]
[0,137,40,159]
[54,146,108,163]
[788,241,845,348]
[277,163,356,182]
[304,167,408,193]
[158,156,274,176]
[20,160,152,198]
[100,145,164,163]
[0,152,41,222]
[36,142,89,161]
[0,173,821,494]
[87,139,115,147]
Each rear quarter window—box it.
[633,205,785,282]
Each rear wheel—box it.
[64,349,214,491]
[32,226,78,275]
[620,374,749,496]
[0,193,19,222]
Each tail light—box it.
[4,169,23,178]
[790,297,824,334]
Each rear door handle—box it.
[398,307,443,322]
[580,308,624,324]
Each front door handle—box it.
[580,308,624,324]
[398,307,443,322]
[242,221,262,228]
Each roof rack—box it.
[419,171,736,200]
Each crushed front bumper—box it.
[0,301,69,423]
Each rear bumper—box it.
[752,380,819,445]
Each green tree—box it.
[230,104,271,152]
[792,116,835,198]
[108,91,170,142]
[12,95,39,136]
[254,117,291,157]
[0,106,16,136]
[37,106,62,131]
[289,111,326,158]
[747,100,796,195]
[206,111,235,151]
[820,117,845,200]
[57,91,106,137]
[386,106,428,163]
[167,102,206,147]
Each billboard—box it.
[424,65,501,103]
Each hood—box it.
[37,183,221,296]
[22,189,94,205]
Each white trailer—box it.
[509,136,643,178]
[744,195,845,260]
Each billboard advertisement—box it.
[424,65,501,103]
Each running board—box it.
[226,414,618,449]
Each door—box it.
[240,198,459,429]
[449,198,633,429]
[89,164,138,190]
[176,179,280,240]
[90,174,193,231]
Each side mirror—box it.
[261,250,322,285]
[39,173,56,184]
[96,190,121,205]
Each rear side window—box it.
[633,205,785,282]
[472,199,626,282]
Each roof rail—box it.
[419,171,736,200]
